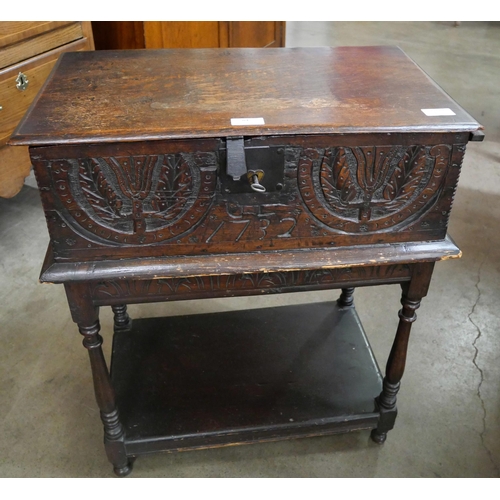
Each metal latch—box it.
[226,137,247,181]
[223,138,285,194]
[226,137,267,192]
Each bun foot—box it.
[113,459,134,477]
[370,429,387,444]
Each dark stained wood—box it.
[10,47,481,146]
[64,282,132,476]
[89,266,411,307]
[12,50,478,266]
[15,47,481,475]
[371,261,435,443]
[79,320,132,476]
[39,236,460,285]
[27,133,466,262]
[91,264,411,306]
[111,304,132,332]
[337,287,355,308]
[110,302,382,454]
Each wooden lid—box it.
[10,46,482,146]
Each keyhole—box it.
[16,72,29,91]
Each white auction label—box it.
[230,117,265,126]
[421,108,456,116]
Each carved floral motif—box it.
[49,152,217,245]
[298,145,452,233]
[41,141,458,252]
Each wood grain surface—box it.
[39,236,460,284]
[0,22,83,70]
[10,46,481,146]
[0,22,73,50]
[28,133,466,261]
[0,41,85,146]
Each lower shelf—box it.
[110,301,383,456]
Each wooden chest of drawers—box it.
[10,46,482,476]
[0,21,94,198]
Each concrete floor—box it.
[1,22,499,477]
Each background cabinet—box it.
[0,22,94,198]
[91,21,285,50]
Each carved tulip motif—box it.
[49,152,217,245]
[104,156,157,234]
[300,144,452,233]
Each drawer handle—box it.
[16,72,29,91]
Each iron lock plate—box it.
[220,138,286,194]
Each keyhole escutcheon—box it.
[16,72,29,91]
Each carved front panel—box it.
[31,134,465,261]
[44,152,217,245]
[298,144,452,233]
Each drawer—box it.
[0,37,91,148]
[0,22,83,70]
[30,132,467,263]
[0,22,74,48]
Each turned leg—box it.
[337,287,355,308]
[371,262,434,444]
[65,283,133,476]
[112,304,132,332]
[79,321,132,476]
[371,292,420,443]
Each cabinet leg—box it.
[337,287,355,308]
[79,321,133,476]
[371,262,434,444]
[112,304,132,332]
[371,294,420,443]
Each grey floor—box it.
[1,21,499,478]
